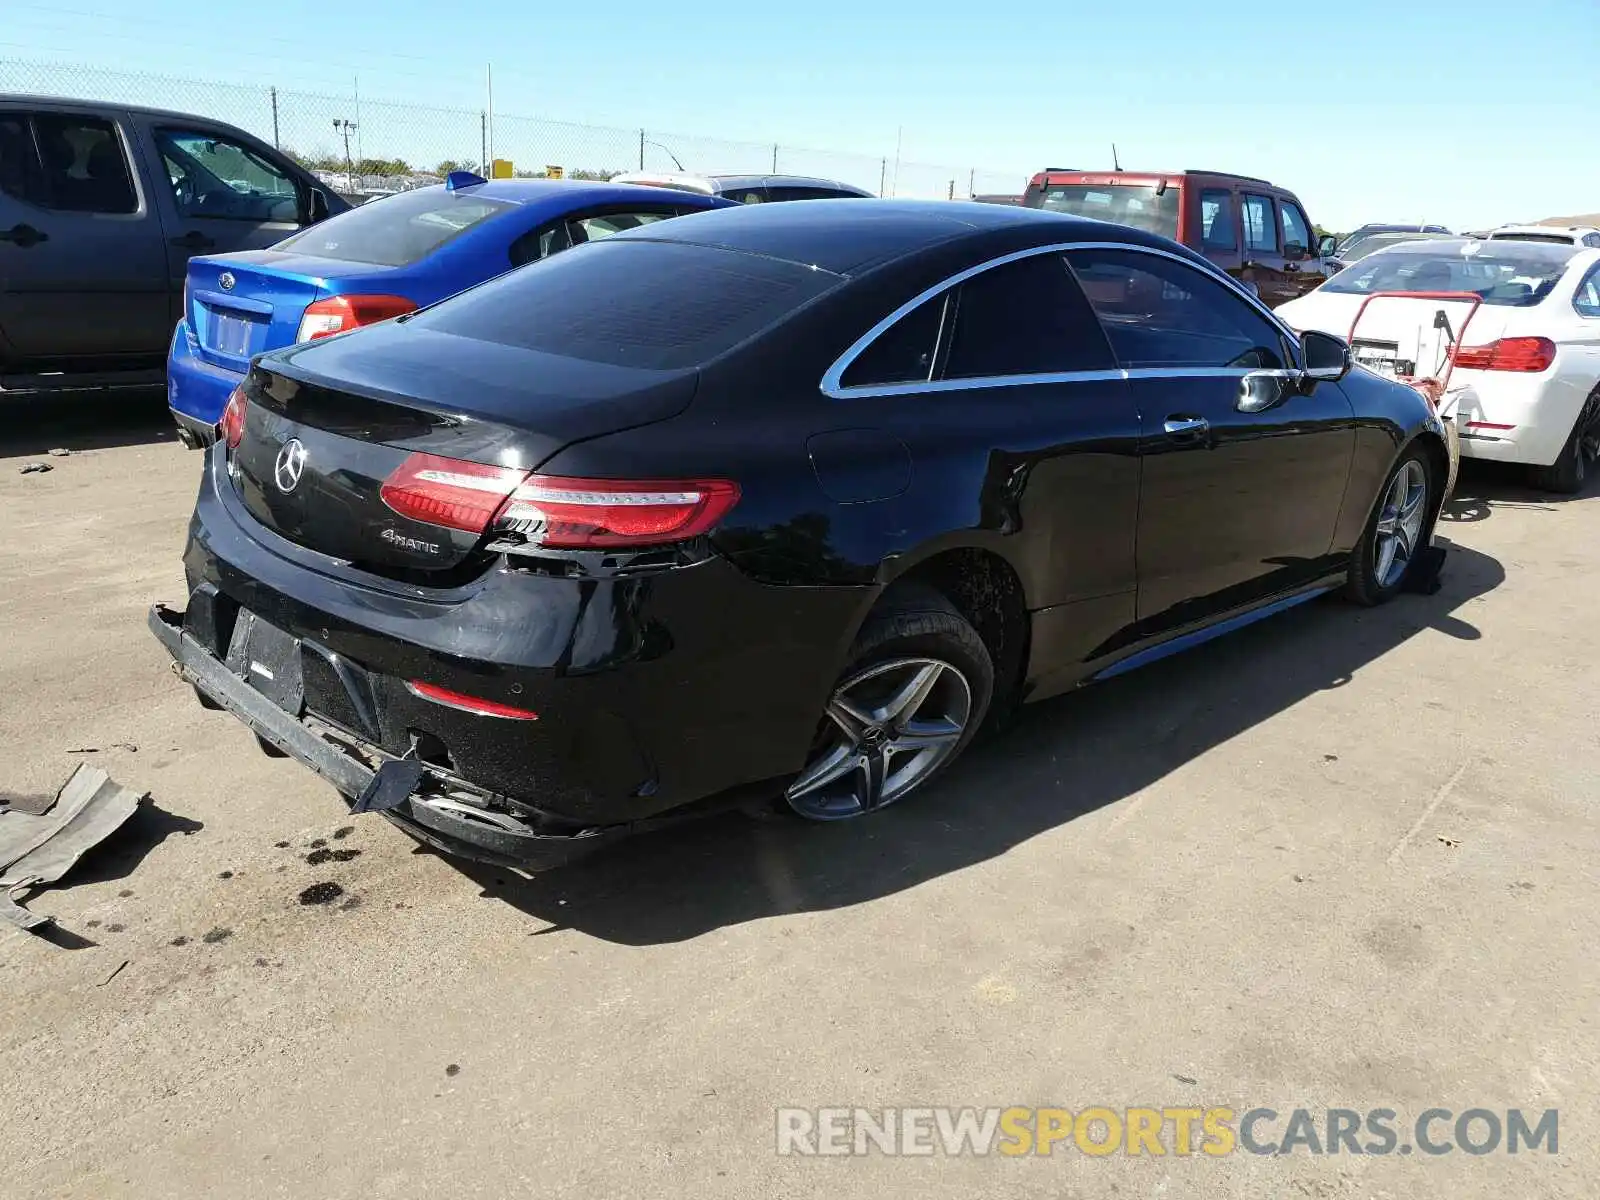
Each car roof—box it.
[1034,167,1282,188]
[3,90,261,127]
[607,197,1192,276]
[1357,236,1591,264]
[1490,224,1598,237]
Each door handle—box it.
[0,223,48,248]
[1284,261,1301,272]
[1163,415,1210,438]
[169,231,215,251]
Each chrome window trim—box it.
[821,240,1302,400]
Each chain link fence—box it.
[0,57,1030,201]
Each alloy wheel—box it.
[786,656,973,820]
[1374,459,1428,589]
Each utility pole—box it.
[480,111,488,175]
[878,157,886,197]
[772,144,778,173]
[486,63,494,167]
[270,87,279,148]
[639,128,645,170]
[333,118,358,192]
[968,167,974,199]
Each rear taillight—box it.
[492,475,741,548]
[1449,336,1556,372]
[296,294,417,343]
[219,386,247,449]
[378,453,740,548]
[379,453,525,533]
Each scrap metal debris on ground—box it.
[19,462,52,475]
[0,765,144,931]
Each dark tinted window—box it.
[944,253,1116,377]
[1200,189,1236,250]
[1242,194,1276,252]
[766,186,867,202]
[412,239,842,369]
[32,114,136,214]
[841,293,946,387]
[0,115,47,205]
[276,187,511,265]
[1067,248,1287,369]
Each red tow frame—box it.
[1344,289,1484,407]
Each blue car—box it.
[167,174,732,443]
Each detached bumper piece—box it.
[147,603,623,871]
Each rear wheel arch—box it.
[872,546,1030,721]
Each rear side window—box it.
[411,239,841,370]
[275,188,511,266]
[30,114,137,214]
[944,253,1115,377]
[1574,265,1600,318]
[841,294,946,387]
[1200,189,1236,250]
[1242,194,1277,253]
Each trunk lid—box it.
[228,320,699,577]
[1341,295,1514,382]
[185,250,400,372]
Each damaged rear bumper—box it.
[147,602,624,871]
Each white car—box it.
[1277,238,1600,492]
[1488,223,1600,249]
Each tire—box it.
[780,585,994,821]
[1346,447,1437,607]
[1529,392,1598,494]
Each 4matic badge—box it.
[381,528,441,555]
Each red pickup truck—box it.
[1021,168,1338,307]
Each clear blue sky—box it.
[4,0,1596,229]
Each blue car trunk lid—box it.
[185,251,398,371]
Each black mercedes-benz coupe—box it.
[149,199,1453,869]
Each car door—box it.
[1240,191,1293,306]
[0,104,170,368]
[1065,246,1356,636]
[133,119,312,324]
[508,205,691,267]
[823,249,1143,694]
[1276,194,1322,298]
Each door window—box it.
[1199,188,1236,251]
[1279,201,1313,260]
[1242,194,1278,254]
[0,115,48,206]
[1067,248,1289,369]
[155,128,299,223]
[27,114,137,214]
[943,253,1115,377]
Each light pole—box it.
[333,118,358,191]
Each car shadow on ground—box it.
[0,389,180,458]
[455,541,1505,945]
[1441,460,1597,524]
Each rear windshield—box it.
[409,238,842,369]
[1320,240,1581,307]
[1488,231,1576,246]
[273,188,512,266]
[1035,183,1179,238]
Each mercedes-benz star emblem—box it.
[274,438,307,494]
[218,271,236,292]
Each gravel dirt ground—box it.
[2,393,1596,1198]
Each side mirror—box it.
[1302,330,1352,382]
[1317,234,1338,258]
[306,188,330,224]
